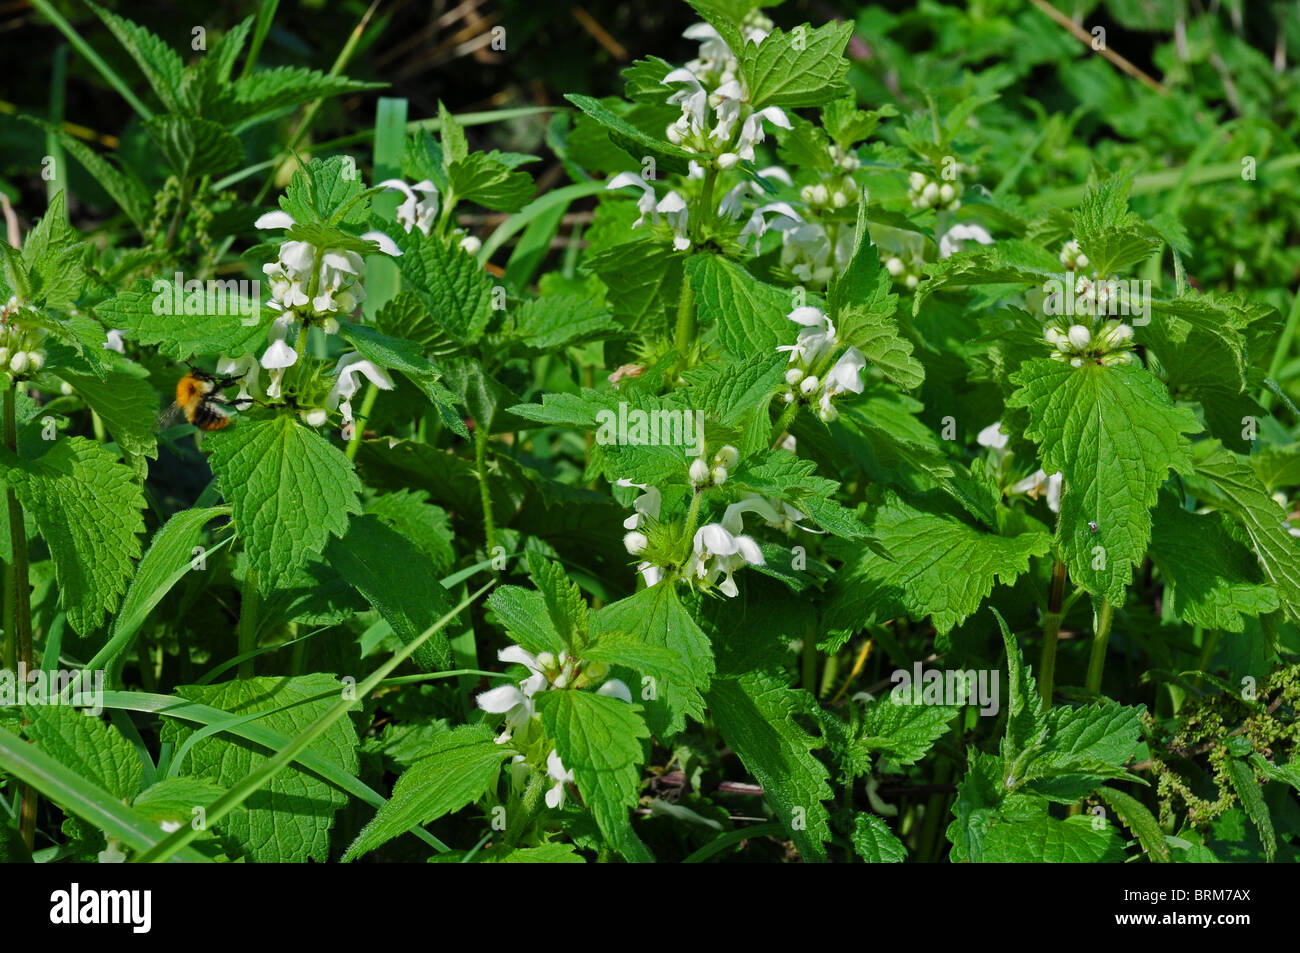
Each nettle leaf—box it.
[364,488,455,572]
[586,238,683,336]
[23,705,141,801]
[1023,700,1145,796]
[856,698,960,766]
[145,116,244,178]
[448,151,536,212]
[1149,493,1280,632]
[913,240,1059,315]
[537,689,652,862]
[526,552,589,650]
[1192,441,1300,625]
[510,294,619,350]
[1007,359,1199,604]
[160,674,360,862]
[93,278,267,359]
[344,725,512,861]
[740,22,854,109]
[325,515,454,671]
[995,609,1048,757]
[485,586,565,656]
[87,1,189,113]
[688,253,792,357]
[373,289,460,356]
[981,813,1125,862]
[708,671,834,862]
[212,68,382,128]
[1095,786,1171,862]
[280,156,370,227]
[851,813,906,863]
[56,361,158,479]
[394,227,493,344]
[565,94,698,175]
[0,437,145,634]
[22,118,150,230]
[825,491,1050,636]
[205,417,363,589]
[1071,175,1162,276]
[337,323,466,437]
[590,584,712,736]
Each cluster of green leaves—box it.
[0,0,1298,866]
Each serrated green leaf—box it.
[280,157,368,227]
[93,278,267,359]
[1095,786,1170,862]
[851,813,906,862]
[740,22,854,109]
[393,228,493,344]
[857,698,960,766]
[205,417,362,588]
[23,705,141,801]
[981,814,1125,862]
[1007,359,1199,603]
[56,362,158,478]
[565,94,698,175]
[145,116,244,178]
[688,253,792,357]
[449,151,535,212]
[343,725,511,861]
[87,1,188,113]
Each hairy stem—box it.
[345,382,379,460]
[1084,597,1114,696]
[238,569,260,679]
[503,769,549,847]
[1038,560,1067,710]
[673,281,696,373]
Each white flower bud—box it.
[811,184,829,205]
[800,375,820,396]
[61,380,74,396]
[904,274,919,289]
[8,351,29,374]
[459,235,482,255]
[1067,324,1092,350]
[667,124,683,144]
[1044,327,1065,348]
[784,367,805,386]
[921,182,940,205]
[302,408,328,427]
[885,257,905,276]
[908,172,927,191]
[1075,253,1089,269]
[819,404,839,423]
[1070,356,1084,368]
[939,183,956,205]
[831,190,847,208]
[715,445,739,468]
[321,317,340,335]
[27,351,44,372]
[689,458,711,485]
[623,531,648,554]
[711,466,728,485]
[717,153,739,170]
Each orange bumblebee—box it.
[162,368,247,432]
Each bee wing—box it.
[154,401,189,433]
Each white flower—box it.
[822,347,866,398]
[1067,324,1091,350]
[217,353,259,406]
[362,230,402,257]
[657,190,690,251]
[778,306,837,367]
[689,520,765,597]
[259,337,298,399]
[938,223,994,259]
[607,172,659,228]
[977,421,1009,451]
[597,678,633,703]
[615,478,662,530]
[476,644,549,742]
[624,531,648,554]
[459,235,481,255]
[254,210,296,230]
[545,750,575,809]
[689,458,711,485]
[103,329,126,353]
[377,178,439,235]
[327,352,395,424]
[1010,469,1063,514]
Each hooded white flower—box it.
[103,329,126,354]
[689,520,765,597]
[327,352,395,425]
[259,337,298,399]
[606,172,660,228]
[545,750,576,809]
[377,178,439,235]
[938,223,994,259]
[1010,469,1063,513]
[778,306,838,367]
[817,347,866,421]
[217,353,260,406]
[656,190,690,251]
[615,478,662,530]
[977,421,1009,451]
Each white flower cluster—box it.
[908,169,963,211]
[686,497,773,598]
[254,211,396,320]
[1059,239,1090,271]
[0,295,45,378]
[777,307,867,422]
[883,255,923,289]
[1043,319,1135,367]
[682,13,772,89]
[690,444,738,488]
[377,178,482,254]
[476,643,632,808]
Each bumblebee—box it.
[162,369,244,431]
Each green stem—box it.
[503,764,549,847]
[345,382,378,460]
[801,627,818,695]
[1195,628,1222,674]
[1084,597,1114,696]
[474,422,497,555]
[237,569,260,679]
[770,398,800,449]
[673,281,696,372]
[1038,560,1067,710]
[695,167,717,241]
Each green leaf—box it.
[510,294,619,350]
[159,674,361,862]
[1224,757,1275,862]
[92,278,267,359]
[0,437,145,633]
[1071,175,1162,275]
[851,813,906,863]
[996,608,1048,757]
[565,94,699,175]
[205,417,362,588]
[740,22,854,109]
[1191,441,1300,626]
[981,814,1125,862]
[21,118,150,230]
[364,489,455,572]
[145,116,244,178]
[1007,359,1199,603]
[87,1,188,113]
[213,68,382,128]
[485,586,565,656]
[394,228,493,344]
[687,253,792,357]
[325,515,454,671]
[856,698,960,766]
[526,552,589,651]
[448,151,535,212]
[1095,786,1170,862]
[826,492,1050,635]
[536,689,652,862]
[1149,493,1279,632]
[343,725,512,861]
[56,361,158,478]
[590,584,713,736]
[23,705,141,801]
[280,156,368,227]
[708,671,833,862]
